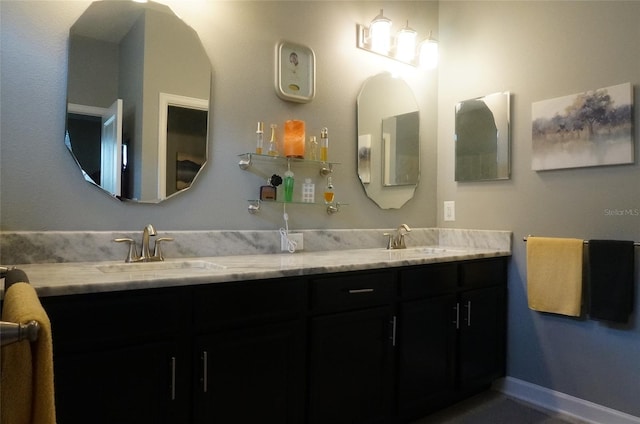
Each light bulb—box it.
[396,21,417,62]
[419,37,438,70]
[369,9,391,54]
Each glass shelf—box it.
[247,199,346,215]
[248,199,347,206]
[240,152,344,215]
[238,153,339,174]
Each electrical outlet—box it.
[444,201,456,222]
[281,233,304,252]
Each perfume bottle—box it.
[260,174,282,201]
[284,169,295,202]
[267,124,279,156]
[302,178,315,203]
[308,136,318,161]
[323,176,334,204]
[320,127,329,162]
[255,121,264,155]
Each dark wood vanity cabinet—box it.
[43,279,306,424]
[307,271,396,424]
[458,259,508,392]
[40,256,507,424]
[42,288,192,424]
[397,259,507,421]
[397,264,459,418]
[194,321,305,423]
[192,278,307,424]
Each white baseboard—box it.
[493,377,640,424]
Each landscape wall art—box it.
[531,82,633,171]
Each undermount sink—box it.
[407,246,468,254]
[381,246,469,255]
[97,260,226,273]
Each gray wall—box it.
[0,1,438,231]
[3,0,640,418]
[437,1,640,417]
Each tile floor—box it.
[411,390,588,424]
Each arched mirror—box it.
[65,1,212,202]
[357,73,419,209]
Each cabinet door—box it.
[195,320,305,424]
[308,306,394,424]
[54,341,190,424]
[458,286,507,390]
[397,294,457,418]
[44,288,191,424]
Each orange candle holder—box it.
[284,120,305,158]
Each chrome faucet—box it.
[141,224,157,261]
[114,224,173,263]
[384,224,412,249]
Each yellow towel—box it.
[526,237,584,317]
[1,282,56,424]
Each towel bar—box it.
[0,266,15,276]
[1,267,40,346]
[523,236,640,247]
[0,320,40,347]
[2,266,30,290]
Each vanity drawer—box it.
[399,263,458,299]
[460,258,507,289]
[43,287,189,350]
[310,270,394,314]
[194,277,306,331]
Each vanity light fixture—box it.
[356,10,438,68]
[369,9,392,54]
[395,21,417,63]
[419,32,439,70]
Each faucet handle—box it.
[152,237,174,261]
[114,238,140,263]
[394,224,411,249]
[383,232,393,250]
[398,224,411,234]
[397,233,409,249]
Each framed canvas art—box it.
[531,83,634,170]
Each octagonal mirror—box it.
[357,73,420,209]
[455,92,510,181]
[65,1,212,202]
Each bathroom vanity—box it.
[34,251,508,424]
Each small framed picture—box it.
[275,41,315,103]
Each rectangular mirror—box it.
[455,92,510,181]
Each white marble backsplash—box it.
[0,228,511,265]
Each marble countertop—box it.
[9,246,511,297]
